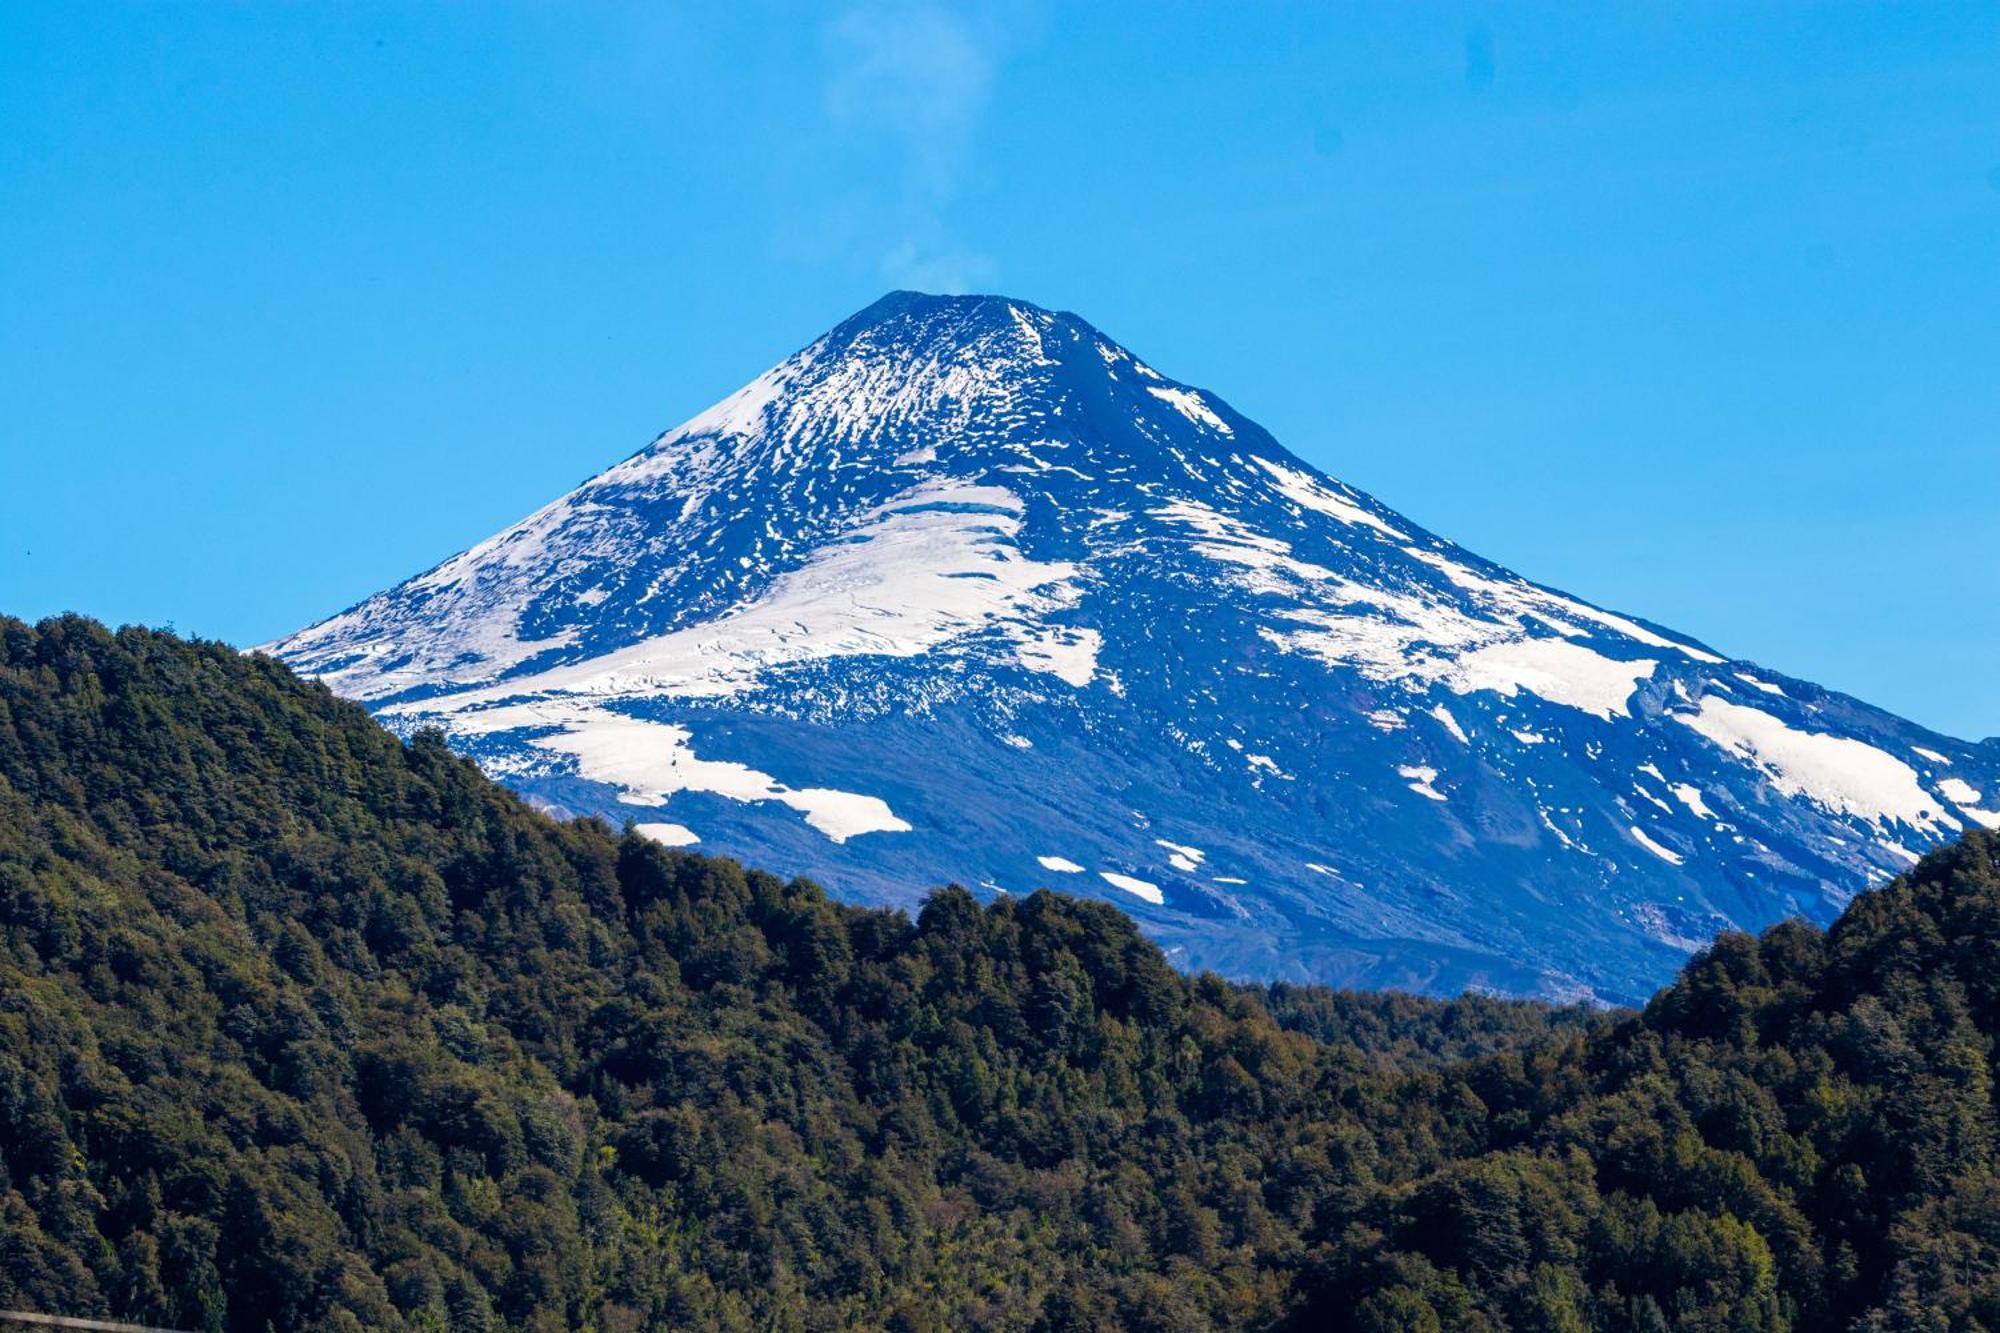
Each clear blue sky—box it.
[4,3,1997,739]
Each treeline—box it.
[0,615,1996,1330]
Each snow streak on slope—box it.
[1672,696,1950,830]
[390,479,1089,713]
[268,291,2000,1004]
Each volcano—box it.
[267,292,2000,1002]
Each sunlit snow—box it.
[446,707,911,844]
[1939,778,2000,829]
[1673,697,1948,830]
[1629,826,1684,866]
[1146,386,1233,435]
[1099,871,1164,904]
[636,822,701,847]
[1671,783,1715,820]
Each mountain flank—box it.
[268,292,2000,1003]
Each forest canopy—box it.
[2,615,1998,1330]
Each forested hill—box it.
[2,617,1998,1331]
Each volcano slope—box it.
[269,291,2000,1002]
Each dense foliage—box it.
[1,616,1997,1330]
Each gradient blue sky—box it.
[4,3,1997,738]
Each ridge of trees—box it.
[1,615,1995,1330]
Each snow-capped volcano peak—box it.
[269,292,1998,1003]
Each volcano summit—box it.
[269,292,1999,1002]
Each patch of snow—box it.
[1250,456,1407,539]
[1012,626,1102,687]
[264,490,588,699]
[393,479,1085,710]
[1399,764,1447,801]
[1152,498,1336,587]
[1735,672,1786,697]
[1551,603,1724,665]
[1430,704,1469,744]
[635,822,700,847]
[1672,696,1949,830]
[1635,786,1675,815]
[1256,569,1661,720]
[1037,855,1085,873]
[1156,838,1207,871]
[1912,746,1951,765]
[1629,826,1684,866]
[1404,549,1723,664]
[1938,777,1984,806]
[654,363,791,446]
[1100,871,1164,904]
[1146,386,1233,435]
[1938,778,2000,829]
[1671,783,1715,820]
[1008,304,1055,366]
[439,707,910,843]
[1446,639,1657,720]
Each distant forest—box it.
[3,615,1998,1330]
